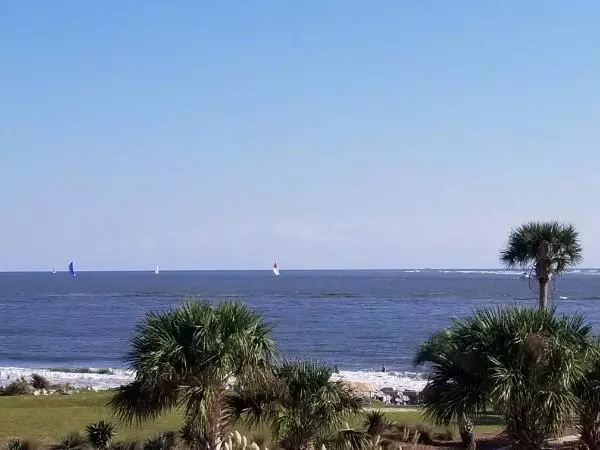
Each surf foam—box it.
[332,370,428,393]
[0,367,133,389]
[0,367,428,393]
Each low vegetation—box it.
[416,306,600,450]
[86,421,115,450]
[0,391,503,447]
[2,377,33,396]
[0,374,62,397]
[30,375,51,391]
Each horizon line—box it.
[0,267,598,273]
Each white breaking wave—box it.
[0,367,133,389]
[440,270,520,276]
[436,269,600,276]
[0,367,428,393]
[332,370,428,393]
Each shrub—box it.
[53,383,76,395]
[31,373,51,390]
[59,433,88,450]
[6,439,37,450]
[415,424,434,444]
[110,442,139,450]
[364,410,391,436]
[86,421,115,450]
[3,377,32,396]
[387,423,433,445]
[143,432,176,450]
[434,429,455,441]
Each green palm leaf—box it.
[109,300,276,448]
[232,360,363,450]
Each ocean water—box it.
[1,269,600,390]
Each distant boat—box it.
[68,261,76,277]
[272,262,280,276]
[51,267,56,274]
[155,265,159,275]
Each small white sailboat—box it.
[51,267,56,274]
[154,265,160,275]
[272,262,280,276]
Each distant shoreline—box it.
[0,366,427,393]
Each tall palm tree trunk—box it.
[537,277,549,310]
[183,420,223,450]
[536,240,552,310]
[459,415,476,450]
[183,386,227,450]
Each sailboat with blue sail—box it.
[68,261,76,277]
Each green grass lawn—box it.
[0,392,185,445]
[0,392,504,446]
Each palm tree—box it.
[574,341,600,450]
[414,330,485,450]
[231,360,364,450]
[417,307,593,450]
[500,221,582,309]
[109,300,276,450]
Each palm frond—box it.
[499,221,582,274]
[232,360,364,448]
[108,380,180,425]
[325,429,370,450]
[413,328,454,367]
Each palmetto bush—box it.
[416,306,593,450]
[364,411,391,438]
[59,433,88,450]
[143,432,176,450]
[6,440,36,450]
[86,421,115,450]
[574,341,600,450]
[231,360,364,450]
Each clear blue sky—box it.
[2,1,599,271]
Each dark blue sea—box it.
[1,269,600,373]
